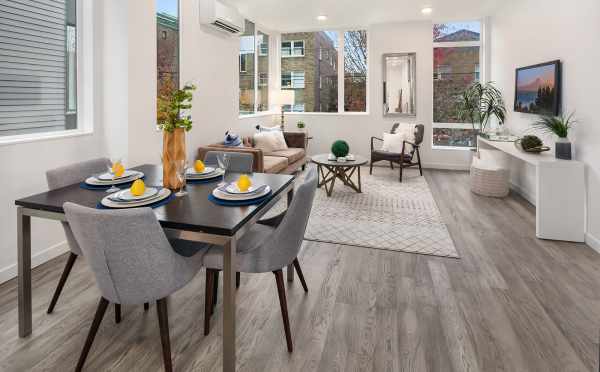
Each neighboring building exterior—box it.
[281,32,338,112]
[157,12,179,92]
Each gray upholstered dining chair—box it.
[204,150,253,173]
[45,158,136,321]
[63,203,207,372]
[202,167,317,352]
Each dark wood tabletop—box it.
[15,164,295,236]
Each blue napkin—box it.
[208,191,272,207]
[96,192,176,210]
[187,175,223,184]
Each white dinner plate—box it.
[97,170,138,181]
[112,187,159,201]
[101,188,171,208]
[212,185,271,201]
[85,171,144,186]
[186,166,216,176]
[224,182,262,195]
[186,168,224,180]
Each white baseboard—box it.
[422,162,470,171]
[510,181,536,206]
[586,232,600,253]
[0,241,69,285]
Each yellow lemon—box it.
[130,179,145,196]
[194,160,205,173]
[112,162,125,177]
[237,174,252,192]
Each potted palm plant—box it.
[532,112,577,160]
[157,80,197,189]
[456,81,507,145]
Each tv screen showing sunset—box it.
[515,62,559,115]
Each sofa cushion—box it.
[266,148,305,164]
[263,156,288,173]
[253,131,288,153]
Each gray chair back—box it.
[204,151,253,173]
[63,203,202,305]
[252,167,317,272]
[46,158,108,256]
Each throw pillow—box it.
[254,131,288,153]
[394,123,416,143]
[381,132,409,153]
[223,131,243,147]
[255,125,282,133]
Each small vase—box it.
[162,128,186,190]
[555,137,572,160]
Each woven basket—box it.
[470,165,509,198]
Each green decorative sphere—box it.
[331,140,350,158]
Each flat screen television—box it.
[514,60,561,115]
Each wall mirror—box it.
[382,53,416,117]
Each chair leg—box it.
[212,270,219,314]
[204,269,215,335]
[390,161,394,169]
[47,252,78,314]
[369,160,373,175]
[144,303,149,311]
[156,298,173,372]
[114,304,121,324]
[399,164,404,182]
[236,271,240,289]
[273,270,293,352]
[292,258,308,293]
[416,148,423,176]
[75,297,109,372]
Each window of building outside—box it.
[344,30,367,112]
[282,41,305,57]
[239,21,271,115]
[432,21,482,148]
[157,0,180,122]
[0,0,78,137]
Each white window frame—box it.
[0,0,95,146]
[281,40,304,58]
[432,19,486,150]
[277,29,369,115]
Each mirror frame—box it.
[382,53,417,118]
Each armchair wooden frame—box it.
[370,124,424,182]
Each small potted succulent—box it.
[532,112,577,160]
[297,120,306,133]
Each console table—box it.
[478,136,585,242]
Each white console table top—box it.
[478,137,581,166]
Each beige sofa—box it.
[197,132,307,174]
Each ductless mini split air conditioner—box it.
[199,0,245,35]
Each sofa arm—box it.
[197,145,265,173]
[284,132,306,149]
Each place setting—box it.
[82,158,144,192]
[209,174,272,206]
[98,179,174,209]
[186,159,225,184]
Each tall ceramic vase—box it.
[162,128,186,190]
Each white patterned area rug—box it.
[290,166,459,258]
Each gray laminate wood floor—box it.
[1,169,599,371]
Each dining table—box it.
[14,164,296,372]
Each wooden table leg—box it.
[17,207,32,338]
[223,238,237,372]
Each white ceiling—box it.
[228,0,504,32]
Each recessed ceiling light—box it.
[317,15,328,21]
[421,7,433,15]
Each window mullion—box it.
[338,31,344,113]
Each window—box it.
[238,21,270,115]
[0,0,78,136]
[344,30,367,112]
[280,30,367,114]
[433,21,482,148]
[281,71,305,89]
[239,20,255,115]
[157,0,180,122]
[281,40,304,57]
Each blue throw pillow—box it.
[223,131,242,147]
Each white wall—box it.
[490,0,600,248]
[0,0,106,282]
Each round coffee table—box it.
[311,154,368,197]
